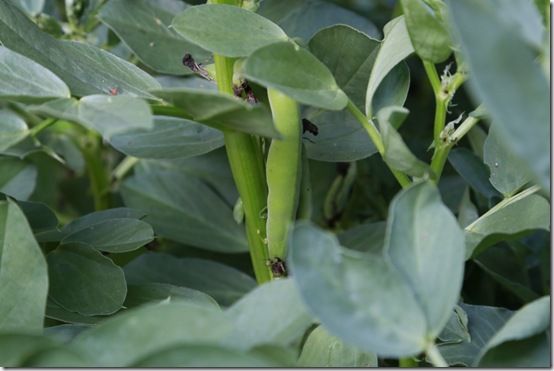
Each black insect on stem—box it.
[182,53,213,81]
[233,80,257,104]
[302,118,319,136]
[266,257,287,277]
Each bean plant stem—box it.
[213,52,272,283]
[423,61,446,144]
[399,357,418,367]
[79,130,110,211]
[297,144,312,220]
[346,100,411,188]
[112,156,139,182]
[426,343,448,367]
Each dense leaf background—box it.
[0,0,550,367]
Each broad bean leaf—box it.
[10,0,45,16]
[447,0,549,191]
[290,222,427,357]
[0,1,160,97]
[0,156,37,200]
[121,168,247,253]
[337,220,386,254]
[46,300,105,325]
[124,282,219,309]
[61,218,154,253]
[0,110,28,151]
[133,344,294,367]
[385,181,464,339]
[99,0,210,75]
[124,253,256,306]
[290,182,464,357]
[437,305,470,345]
[257,0,379,43]
[172,4,287,58]
[44,324,91,344]
[69,301,232,366]
[475,244,539,302]
[377,106,431,178]
[465,188,550,258]
[366,16,414,117]
[298,326,377,367]
[16,199,59,234]
[110,116,224,159]
[18,346,91,367]
[0,46,69,102]
[242,41,348,110]
[29,96,154,140]
[438,303,513,366]
[401,0,452,63]
[40,131,86,175]
[448,148,500,200]
[223,279,312,350]
[0,334,62,367]
[303,25,410,162]
[484,123,532,197]
[478,296,550,367]
[152,88,280,138]
[47,243,127,316]
[0,199,48,334]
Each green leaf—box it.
[438,305,470,345]
[47,243,127,316]
[377,106,431,177]
[133,344,294,367]
[242,41,348,110]
[438,303,513,366]
[385,181,465,338]
[484,123,532,197]
[465,187,550,258]
[10,0,45,16]
[223,279,312,349]
[448,148,500,200]
[98,0,210,75]
[290,182,464,357]
[124,282,219,309]
[152,88,280,138]
[28,96,154,140]
[0,199,48,334]
[69,301,232,366]
[303,25,410,162]
[298,326,378,367]
[446,0,549,191]
[474,244,539,302]
[0,46,70,102]
[172,4,287,58]
[62,218,154,253]
[337,220,386,253]
[121,168,248,253]
[16,199,59,233]
[124,253,256,306]
[45,300,105,325]
[0,156,37,200]
[366,16,414,117]
[289,222,427,357]
[401,0,452,63]
[478,296,550,367]
[308,25,380,110]
[0,334,60,367]
[0,1,160,97]
[110,116,224,159]
[0,110,28,152]
[258,0,379,43]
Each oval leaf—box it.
[172,4,287,57]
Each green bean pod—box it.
[266,88,302,260]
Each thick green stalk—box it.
[346,100,411,188]
[426,343,448,367]
[266,88,302,260]
[399,357,418,367]
[79,131,110,210]
[213,53,271,283]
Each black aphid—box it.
[302,118,319,136]
[234,81,258,104]
[182,53,213,81]
[267,257,287,277]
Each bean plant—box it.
[0,0,550,367]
